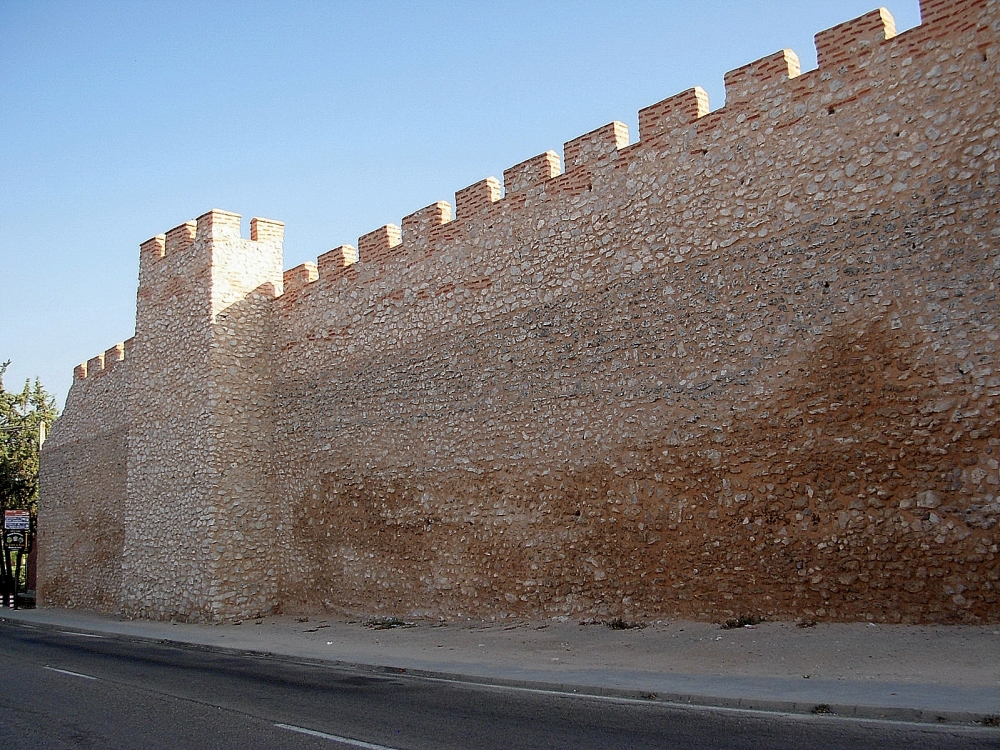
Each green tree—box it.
[0,361,58,599]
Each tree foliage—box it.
[0,361,57,598]
[0,361,58,516]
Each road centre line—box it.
[57,630,105,638]
[274,723,402,749]
[44,666,97,680]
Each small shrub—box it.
[605,617,645,630]
[365,616,414,630]
[721,614,765,629]
[811,704,832,715]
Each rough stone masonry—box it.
[39,0,1000,624]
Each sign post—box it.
[4,511,31,608]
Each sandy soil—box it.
[219,615,1000,687]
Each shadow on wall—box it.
[287,309,996,624]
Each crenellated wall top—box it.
[266,0,988,297]
[74,0,992,369]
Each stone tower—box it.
[120,209,284,620]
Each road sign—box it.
[4,530,25,551]
[4,511,29,530]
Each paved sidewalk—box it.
[3,607,999,726]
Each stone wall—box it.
[37,344,131,610]
[40,0,1000,623]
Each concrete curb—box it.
[309,659,1000,727]
[6,615,998,729]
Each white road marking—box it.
[274,723,402,749]
[57,630,105,638]
[44,666,97,680]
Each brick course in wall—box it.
[39,0,1000,623]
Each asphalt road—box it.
[0,620,996,750]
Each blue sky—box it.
[1,0,921,408]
